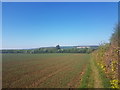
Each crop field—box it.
[2,53,108,88]
[2,53,91,88]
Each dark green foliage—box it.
[56,45,60,49]
[2,49,28,53]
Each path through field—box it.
[89,57,103,88]
[2,53,104,88]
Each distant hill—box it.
[60,45,99,49]
[1,45,99,50]
[1,45,99,54]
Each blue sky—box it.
[2,2,118,49]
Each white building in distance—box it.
[76,46,90,49]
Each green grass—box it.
[79,62,91,88]
[79,54,92,88]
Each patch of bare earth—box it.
[26,62,74,88]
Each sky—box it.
[2,2,118,49]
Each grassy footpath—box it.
[90,56,103,88]
[80,54,111,88]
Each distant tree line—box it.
[1,45,97,54]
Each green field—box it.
[2,53,108,88]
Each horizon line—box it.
[1,44,99,50]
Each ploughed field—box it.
[3,53,91,88]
